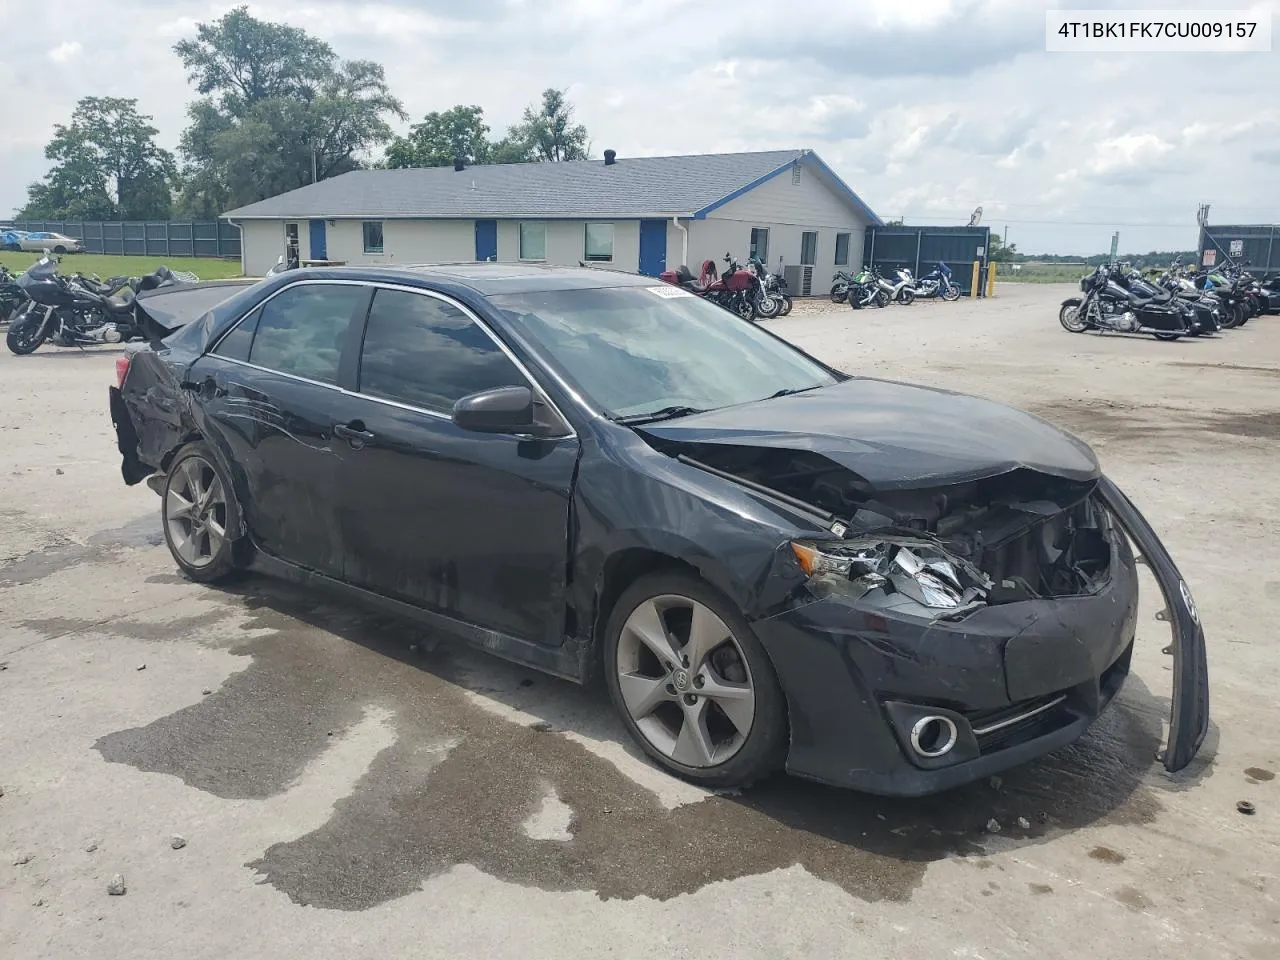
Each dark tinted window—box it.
[834,232,851,266]
[359,289,526,414]
[801,231,818,265]
[247,283,366,384]
[213,305,262,361]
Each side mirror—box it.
[452,386,562,438]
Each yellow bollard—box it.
[986,260,997,297]
[970,261,980,297]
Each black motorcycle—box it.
[6,257,177,355]
[0,265,25,325]
[1114,264,1217,335]
[1059,263,1188,341]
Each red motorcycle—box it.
[661,254,760,321]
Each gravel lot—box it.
[1,282,1277,959]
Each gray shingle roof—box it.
[222,149,826,220]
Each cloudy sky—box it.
[1,0,1277,255]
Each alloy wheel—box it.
[614,594,756,767]
[165,456,228,569]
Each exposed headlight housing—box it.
[791,535,992,612]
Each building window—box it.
[519,222,546,261]
[363,221,384,254]
[584,222,614,262]
[800,231,818,266]
[834,232,851,266]
[749,227,769,264]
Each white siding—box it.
[239,217,646,273]
[697,160,871,292]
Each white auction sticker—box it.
[645,285,694,298]
[1046,10,1272,52]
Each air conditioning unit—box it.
[783,264,813,297]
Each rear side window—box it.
[213,306,262,361]
[359,289,526,414]
[247,283,367,384]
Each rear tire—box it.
[602,570,788,789]
[162,442,249,583]
[1153,332,1182,341]
[778,294,793,316]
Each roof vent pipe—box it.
[604,149,617,165]
[454,158,465,171]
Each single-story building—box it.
[222,148,881,293]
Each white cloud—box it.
[5,0,1280,254]
[47,41,82,63]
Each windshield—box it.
[489,285,838,420]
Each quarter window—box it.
[519,222,546,261]
[358,289,527,415]
[584,222,614,262]
[247,283,367,384]
[834,232,851,266]
[213,305,262,361]
[363,221,384,254]
[800,231,818,266]
[749,227,769,263]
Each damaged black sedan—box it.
[109,264,1209,795]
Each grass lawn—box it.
[0,251,242,280]
[995,263,1091,284]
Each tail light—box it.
[115,354,131,388]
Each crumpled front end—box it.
[666,440,1209,795]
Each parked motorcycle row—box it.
[1059,257,1280,342]
[830,262,963,308]
[659,254,793,320]
[3,253,197,355]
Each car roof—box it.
[279,262,663,296]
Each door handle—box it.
[334,422,376,445]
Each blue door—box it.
[308,219,327,261]
[638,219,667,276]
[475,219,497,261]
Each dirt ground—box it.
[1,282,1277,959]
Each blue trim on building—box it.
[691,150,883,226]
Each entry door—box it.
[638,219,667,276]
[335,286,579,645]
[309,219,327,261]
[475,220,498,261]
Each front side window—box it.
[834,232,851,266]
[801,231,818,266]
[247,283,367,384]
[519,222,546,260]
[584,222,614,262]
[363,221,384,254]
[750,227,769,263]
[489,286,836,420]
[359,289,526,415]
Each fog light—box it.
[910,715,959,758]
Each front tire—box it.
[941,283,961,302]
[896,288,916,305]
[830,283,848,304]
[777,294,793,316]
[6,315,45,355]
[162,443,247,583]
[1059,299,1089,333]
[1153,331,1182,341]
[735,296,757,322]
[603,571,788,788]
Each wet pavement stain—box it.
[21,610,227,644]
[1029,882,1053,895]
[1192,411,1280,441]
[95,577,1169,910]
[1244,767,1274,783]
[1115,886,1152,911]
[1089,846,1127,864]
[0,512,162,588]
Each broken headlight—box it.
[791,536,992,610]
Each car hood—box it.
[639,377,1100,490]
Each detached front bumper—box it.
[753,477,1209,796]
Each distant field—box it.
[0,252,242,280]
[995,263,1090,284]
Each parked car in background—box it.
[109,263,1208,796]
[1,229,30,251]
[15,231,83,254]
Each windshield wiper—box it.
[614,405,705,425]
[765,384,825,400]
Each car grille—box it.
[966,693,1072,753]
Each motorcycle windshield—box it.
[16,257,57,289]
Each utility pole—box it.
[311,144,318,184]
